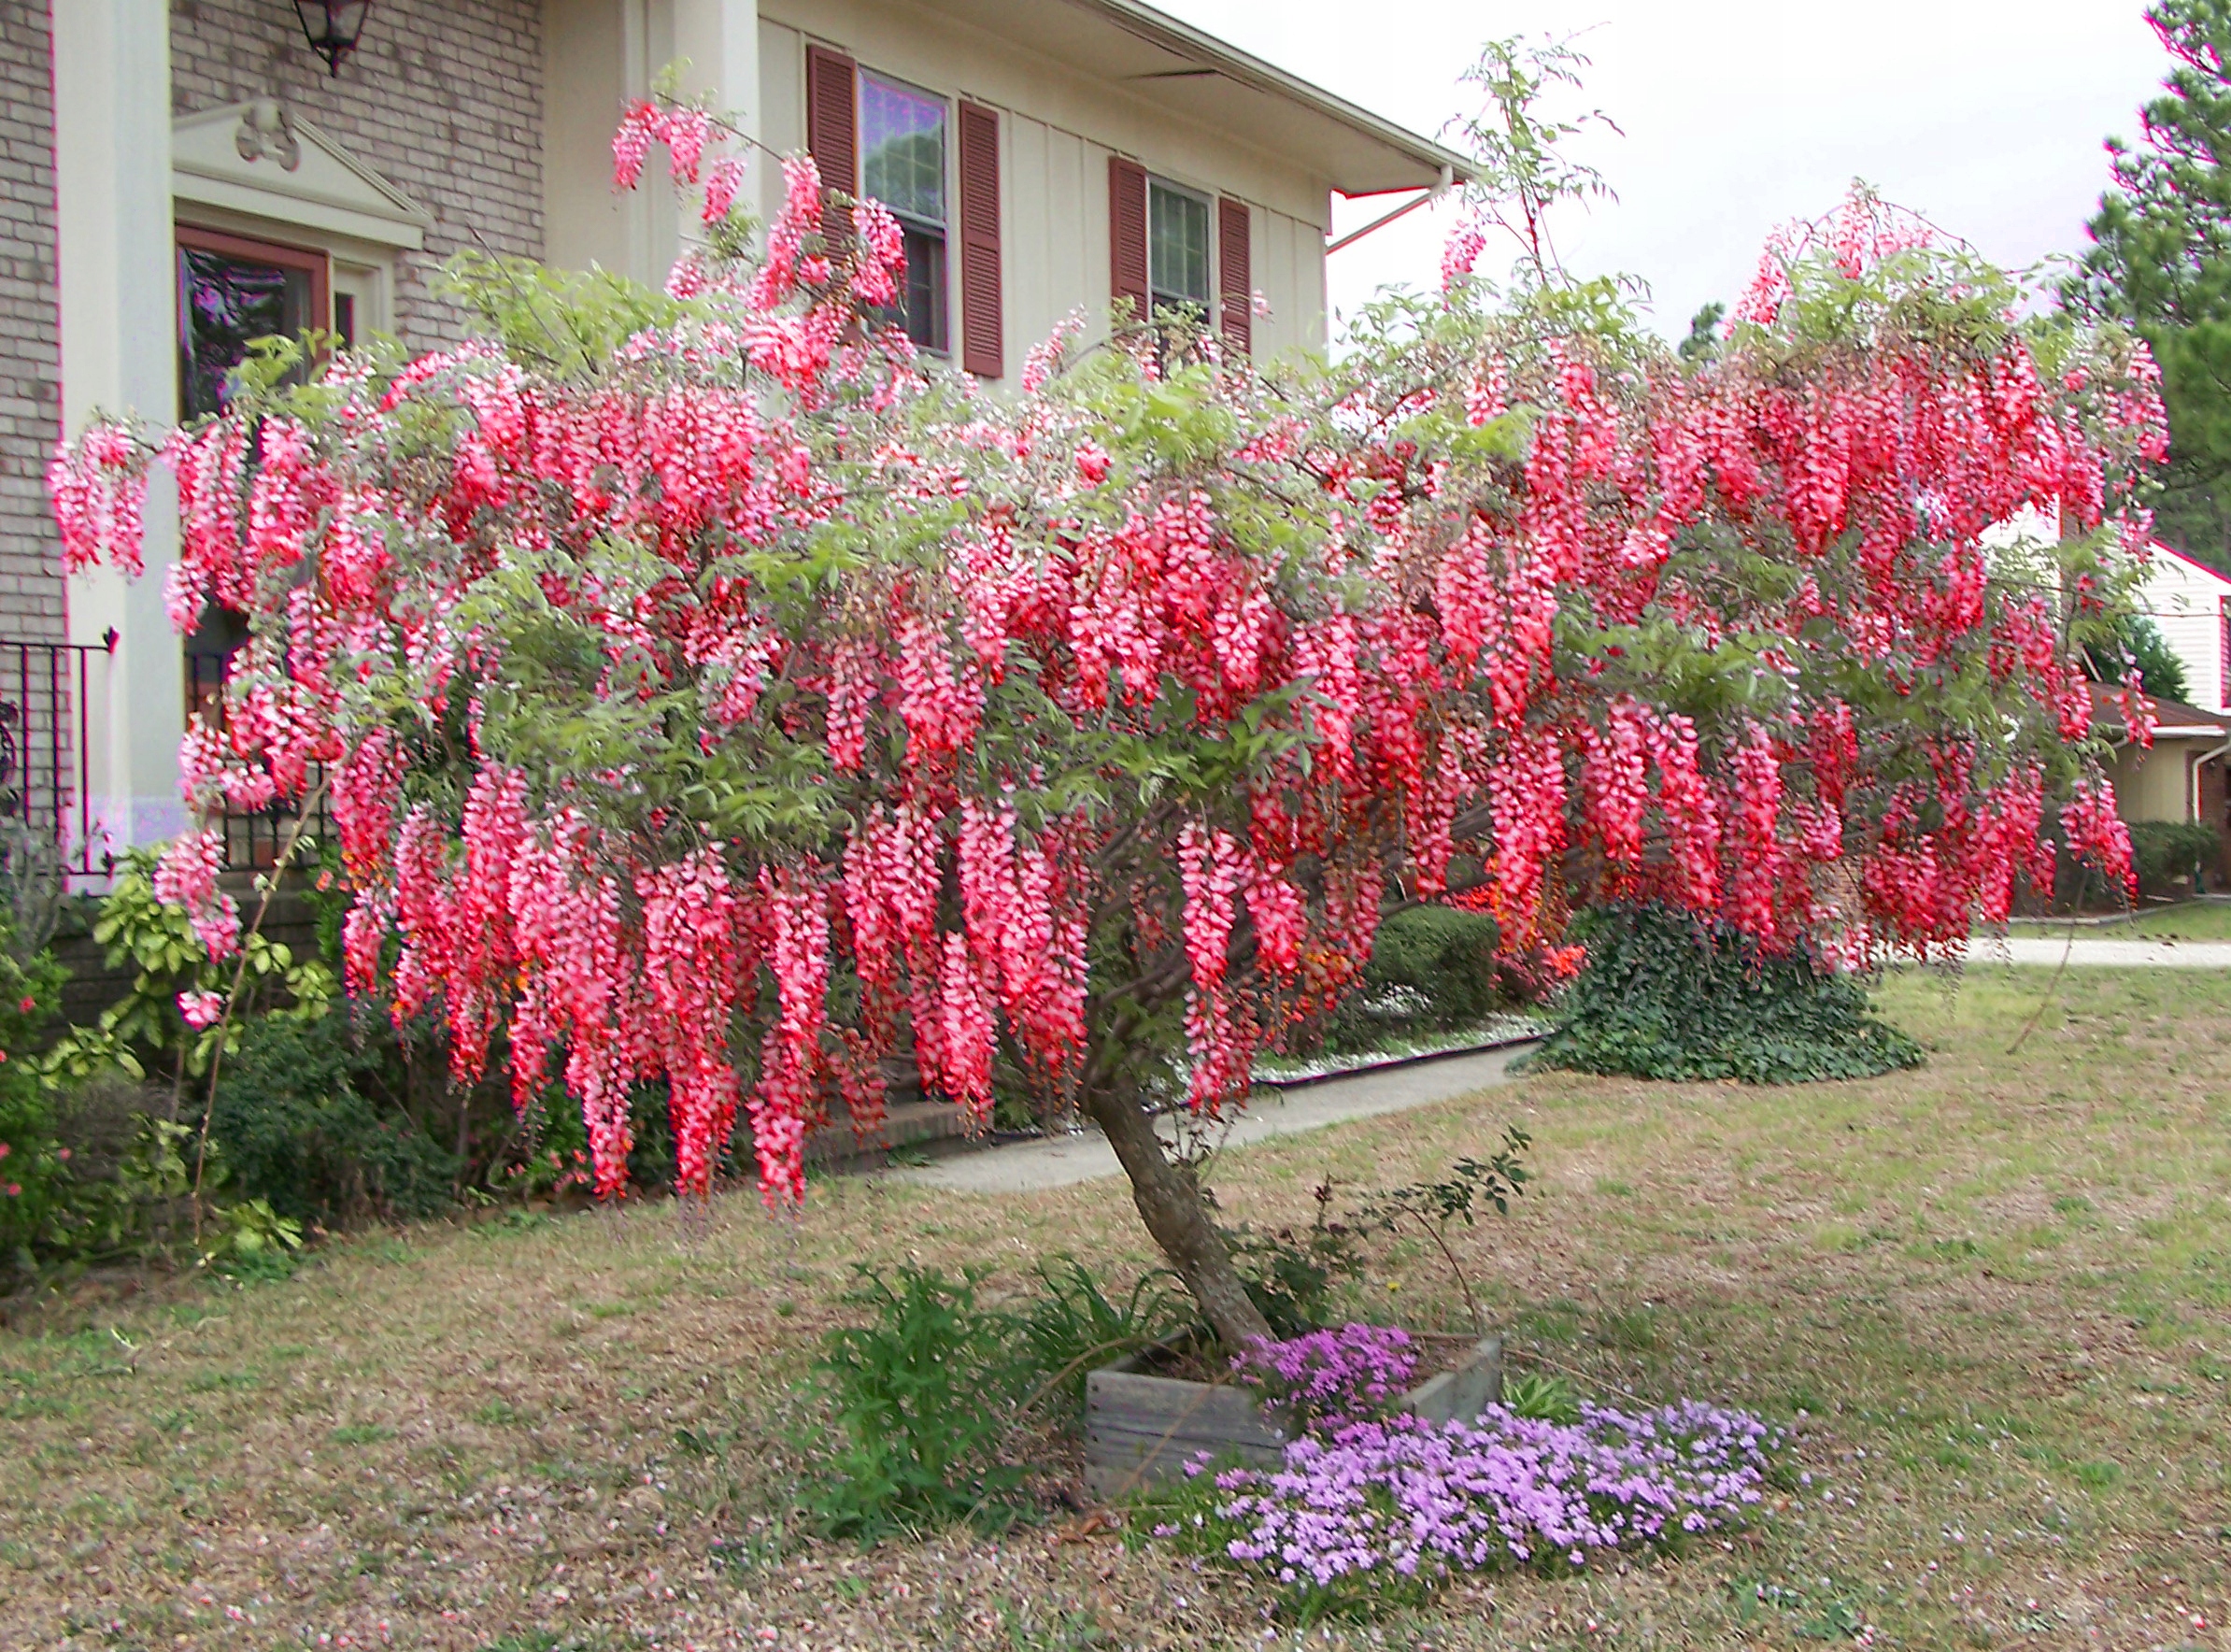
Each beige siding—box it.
[1250,204,1326,360]
[756,18,805,228]
[2113,741,2203,824]
[758,0,1332,384]
[996,114,1101,373]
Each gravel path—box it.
[888,937,2227,1195]
[888,1040,1540,1193]
[1958,936,2231,968]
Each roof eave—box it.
[1060,0,1473,192]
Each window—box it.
[175,226,329,420]
[860,72,948,353]
[1147,178,1213,322]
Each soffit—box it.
[917,0,1468,195]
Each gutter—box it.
[1063,0,1473,185]
[1327,166,1456,254]
[2197,733,2231,822]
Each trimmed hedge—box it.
[1322,904,1506,1050]
[2127,820,2219,897]
[1533,903,1924,1085]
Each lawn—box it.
[2011,901,2231,941]
[4,966,2227,1650]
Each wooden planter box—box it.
[1083,1332,1503,1501]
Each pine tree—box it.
[2069,0,2231,570]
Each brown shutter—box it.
[1217,197,1251,357]
[957,101,1003,378]
[804,45,857,247]
[1108,155,1148,324]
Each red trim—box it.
[1108,156,1147,321]
[2150,538,2231,590]
[1217,196,1251,356]
[805,45,859,246]
[175,224,332,335]
[957,101,1002,378]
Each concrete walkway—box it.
[888,1040,1539,1194]
[1956,936,2231,969]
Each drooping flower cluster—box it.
[47,86,2161,1205]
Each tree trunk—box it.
[1082,1078,1272,1351]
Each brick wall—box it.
[0,1,63,644]
[170,0,546,350]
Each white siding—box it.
[2137,546,2231,713]
[756,19,805,230]
[756,0,1334,386]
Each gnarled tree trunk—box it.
[1082,1076,1272,1351]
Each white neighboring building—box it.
[2138,542,2231,714]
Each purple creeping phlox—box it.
[1232,1323,1419,1422]
[1170,1326,1780,1599]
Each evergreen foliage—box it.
[1323,904,1508,1050]
[2068,0,2231,567]
[1534,904,1925,1085]
[2127,819,2222,893]
[207,1010,458,1228]
[2087,611,2194,703]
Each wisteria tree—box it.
[50,99,2161,1349]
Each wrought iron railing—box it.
[186,649,334,870]
[0,633,116,877]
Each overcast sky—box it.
[1158,0,2174,344]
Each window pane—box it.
[1148,181,1211,307]
[178,247,310,420]
[899,223,947,353]
[861,74,946,227]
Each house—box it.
[7,0,1467,871]
[2092,684,2231,892]
[2134,540,2231,715]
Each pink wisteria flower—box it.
[43,137,2164,1220]
[177,990,226,1031]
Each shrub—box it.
[1321,904,1506,1051]
[2127,820,2220,897]
[1015,1257,1186,1417]
[1533,903,1924,1085]
[1219,1200,1369,1338]
[208,1010,457,1228]
[807,1263,1032,1539]
[0,920,69,1278]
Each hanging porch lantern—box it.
[291,1,372,78]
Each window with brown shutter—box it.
[1108,156,1148,324]
[805,45,858,247]
[957,102,1002,378]
[1217,197,1251,356]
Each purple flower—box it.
[1151,1392,1783,1602]
[1231,1324,1418,1425]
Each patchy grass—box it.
[2011,901,2231,941]
[2,966,2227,1648]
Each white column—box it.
[543,0,760,284]
[53,0,186,858]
